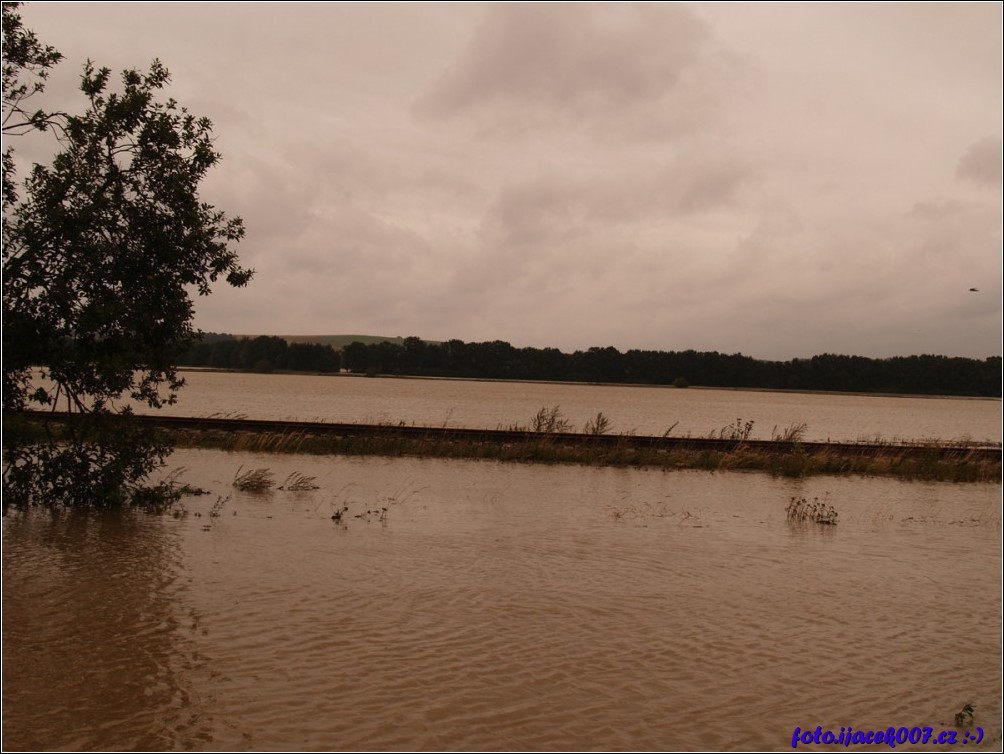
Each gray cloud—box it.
[957,137,1003,188]
[448,147,753,315]
[416,3,726,139]
[482,149,752,232]
[12,3,1002,359]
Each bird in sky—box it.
[969,288,979,292]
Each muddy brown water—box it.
[3,450,1001,751]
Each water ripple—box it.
[4,453,1000,750]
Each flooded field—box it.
[160,370,1003,444]
[3,450,1001,751]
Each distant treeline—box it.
[178,334,1002,397]
[180,335,338,374]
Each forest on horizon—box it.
[178,333,1002,398]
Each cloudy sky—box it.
[17,2,1003,359]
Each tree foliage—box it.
[2,1,62,207]
[2,3,252,507]
[2,2,61,132]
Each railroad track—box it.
[15,411,1002,461]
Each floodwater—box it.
[3,450,1000,751]
[151,370,1002,444]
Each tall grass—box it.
[584,411,612,435]
[715,417,756,442]
[45,408,980,484]
[772,422,809,442]
[165,426,1001,483]
[531,405,574,433]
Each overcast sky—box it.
[17,2,1003,359]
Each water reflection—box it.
[2,509,209,750]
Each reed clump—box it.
[232,466,275,492]
[786,495,838,524]
[531,405,574,434]
[772,422,808,443]
[714,417,755,442]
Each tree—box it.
[340,341,369,373]
[2,1,62,207]
[2,3,253,507]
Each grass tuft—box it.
[278,471,319,491]
[232,466,275,492]
[773,422,809,442]
[584,411,612,435]
[955,702,975,728]
[209,494,230,518]
[531,405,574,434]
[716,417,755,442]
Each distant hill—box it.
[273,335,436,349]
[212,333,442,349]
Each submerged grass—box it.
[167,427,1001,483]
[232,466,275,492]
[786,495,839,524]
[279,471,319,491]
